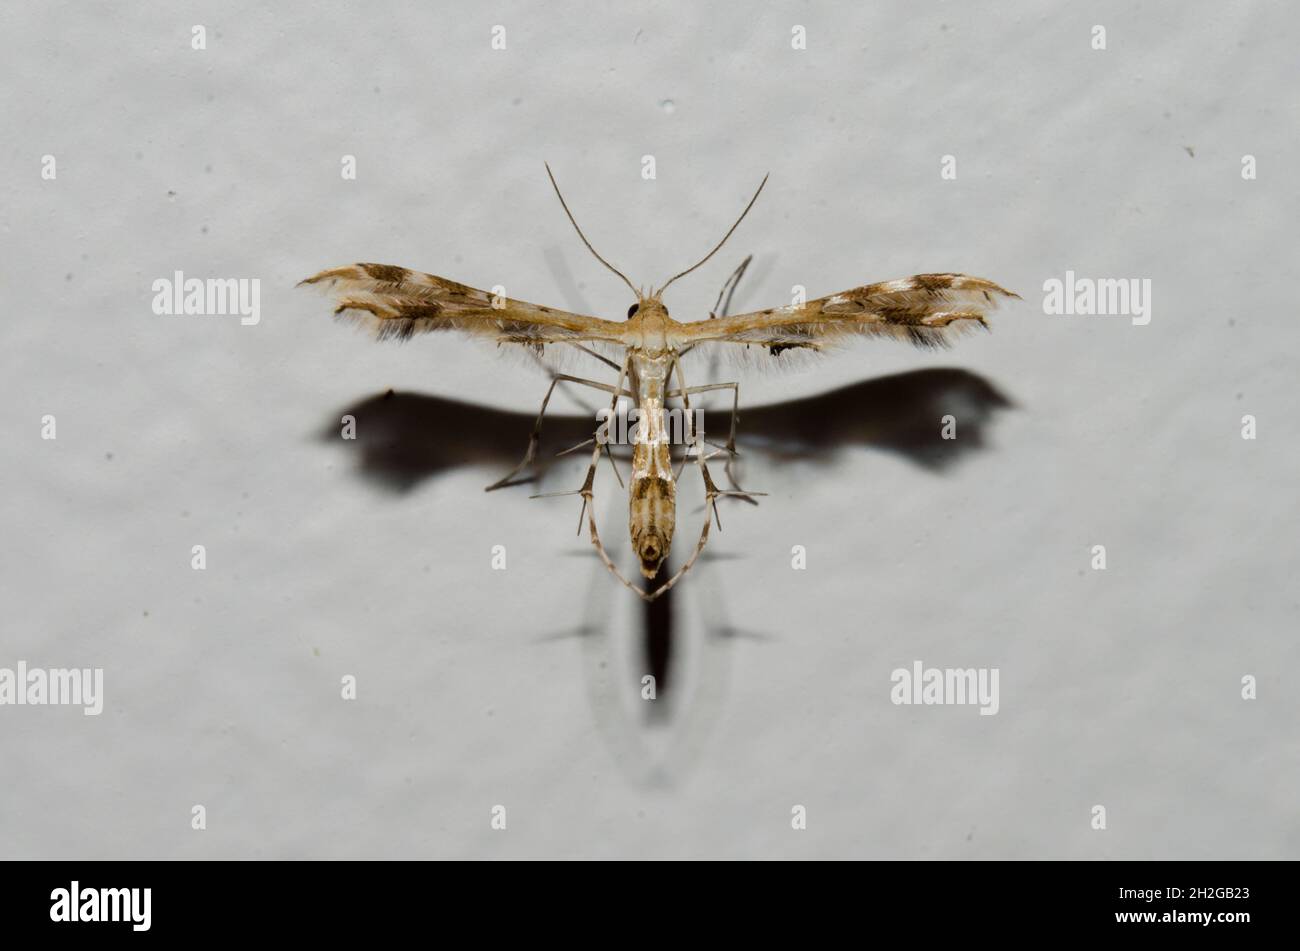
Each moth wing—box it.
[300,263,630,346]
[674,273,1018,354]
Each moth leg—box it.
[555,436,626,487]
[561,341,622,372]
[670,253,751,473]
[555,437,596,456]
[530,356,652,599]
[710,254,753,319]
[664,380,757,503]
[530,360,628,514]
[581,488,659,602]
[485,373,633,491]
[675,368,759,530]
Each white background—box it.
[2,1,1297,858]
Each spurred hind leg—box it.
[528,356,651,598]
[664,379,759,502]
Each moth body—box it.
[627,345,677,578]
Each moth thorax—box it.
[629,476,676,578]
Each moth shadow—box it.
[315,367,1016,740]
[317,367,1015,493]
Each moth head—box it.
[627,293,668,320]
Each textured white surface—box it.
[1,1,1297,858]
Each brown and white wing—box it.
[675,273,1018,353]
[299,263,629,345]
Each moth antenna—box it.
[545,163,640,298]
[657,174,769,296]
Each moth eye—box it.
[627,303,639,319]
